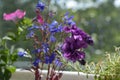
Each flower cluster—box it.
[3,0,93,80]
[62,24,93,63]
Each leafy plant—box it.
[0,36,18,80]
[74,46,120,80]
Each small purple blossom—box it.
[28,25,40,30]
[54,59,62,67]
[32,48,41,54]
[49,20,58,33]
[50,20,58,28]
[67,19,76,26]
[57,24,63,32]
[26,31,35,38]
[50,34,56,42]
[28,24,47,31]
[33,58,41,67]
[18,51,27,57]
[42,43,49,54]
[63,12,69,20]
[36,1,45,11]
[48,11,56,17]
[63,12,76,26]
[45,53,56,64]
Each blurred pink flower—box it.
[3,9,26,21]
[37,14,44,24]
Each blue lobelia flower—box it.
[49,20,58,33]
[57,24,63,32]
[42,43,49,54]
[18,51,27,57]
[33,58,41,67]
[63,12,69,20]
[26,31,35,38]
[67,19,76,26]
[28,25,40,30]
[44,53,56,64]
[50,34,56,42]
[36,1,45,11]
[54,58,62,67]
[32,48,41,54]
[63,12,76,26]
[50,20,58,27]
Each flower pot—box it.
[10,69,95,80]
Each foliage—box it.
[0,11,31,80]
[0,36,17,80]
[74,46,120,80]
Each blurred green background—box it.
[0,0,120,63]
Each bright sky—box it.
[114,0,120,7]
[65,0,120,9]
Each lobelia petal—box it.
[50,35,56,42]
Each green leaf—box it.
[18,26,23,32]
[0,49,9,55]
[0,49,9,63]
[0,63,5,67]
[22,17,32,27]
[1,55,8,63]
[6,66,16,73]
[4,68,12,80]
[17,17,32,29]
[2,36,12,40]
[10,51,18,62]
[17,26,24,36]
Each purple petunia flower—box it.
[62,37,87,51]
[63,50,85,62]
[63,25,78,33]
[63,25,93,47]
[62,36,87,62]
